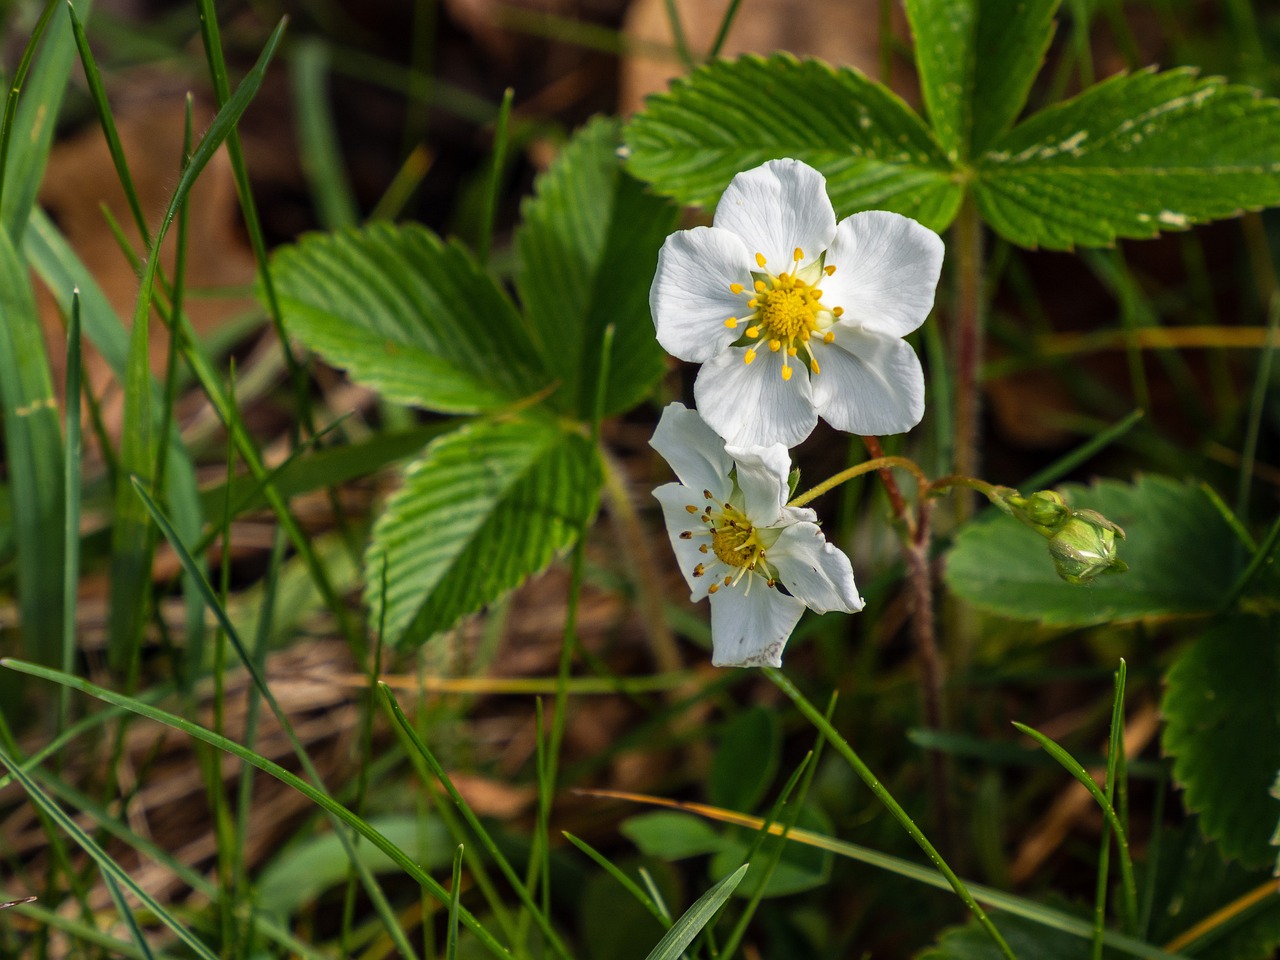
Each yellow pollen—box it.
[793,247,804,262]
[769,339,781,352]
[724,575,733,586]
[810,358,820,374]
[787,346,797,356]
[800,330,811,341]
[825,264,837,276]
[755,252,767,268]
[693,564,705,577]
[708,583,719,594]
[679,531,692,540]
[760,287,815,339]
[754,280,767,293]
[699,544,708,553]
[746,326,760,338]
[833,306,844,317]
[781,365,793,381]
[823,331,835,344]
[729,282,744,294]
[725,317,738,328]
[744,349,757,364]
[710,521,756,567]
[685,505,698,514]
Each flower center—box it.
[682,493,777,594]
[725,248,843,382]
[710,514,757,567]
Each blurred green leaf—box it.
[623,54,962,231]
[579,864,670,960]
[944,476,1240,626]
[975,69,1280,248]
[918,910,1094,959]
[710,805,834,899]
[709,706,781,813]
[272,223,551,413]
[365,417,599,646]
[1162,615,1280,869]
[905,0,1060,158]
[622,812,726,860]
[516,116,678,419]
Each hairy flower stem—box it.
[952,194,985,521]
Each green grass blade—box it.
[642,865,747,960]
[1014,719,1139,932]
[1094,660,1130,956]
[0,228,64,665]
[447,844,464,960]
[380,684,573,960]
[2,658,515,960]
[0,0,60,216]
[102,874,157,960]
[292,38,359,229]
[477,86,514,265]
[0,741,219,960]
[1236,293,1280,514]
[563,832,668,926]
[1019,409,1145,492]
[60,291,83,727]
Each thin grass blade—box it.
[642,865,747,960]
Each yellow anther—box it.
[810,358,821,374]
[812,289,822,298]
[744,349,757,364]
[693,564,705,577]
[781,364,793,381]
[754,280,767,293]
[746,326,761,338]
[825,264,837,276]
[703,489,713,498]
[823,332,835,344]
[755,252,767,268]
[787,346,797,356]
[729,282,744,294]
[724,575,733,586]
[708,583,720,594]
[685,505,699,514]
[679,531,692,540]
[699,544,709,553]
[769,339,781,352]
[833,306,845,318]
[793,247,804,262]
[725,317,738,329]
[747,299,759,308]
[800,329,811,341]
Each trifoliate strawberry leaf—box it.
[1162,615,1280,870]
[272,224,551,413]
[365,417,599,647]
[623,54,962,231]
[516,117,678,419]
[905,0,1060,159]
[974,68,1280,249]
[944,475,1241,626]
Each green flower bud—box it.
[999,489,1072,538]
[1047,509,1128,585]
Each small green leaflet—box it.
[365,417,600,647]
[272,224,551,414]
[1162,615,1280,870]
[623,53,962,231]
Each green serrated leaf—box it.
[272,223,551,413]
[944,475,1241,626]
[624,54,962,231]
[906,0,1060,158]
[975,68,1280,249]
[365,417,599,646]
[517,116,678,419]
[1162,615,1280,869]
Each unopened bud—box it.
[1047,509,1128,585]
[1000,489,1072,538]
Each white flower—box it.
[650,403,863,668]
[650,159,944,448]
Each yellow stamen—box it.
[699,544,708,553]
[725,317,738,329]
[744,349,757,364]
[833,306,844,318]
[810,358,821,374]
[823,332,835,344]
[746,326,760,338]
[825,264,837,276]
[693,564,705,577]
[724,575,733,586]
[755,252,767,268]
[729,282,744,294]
[754,280,767,293]
[787,346,797,356]
[747,299,759,308]
[781,365,793,381]
[708,583,720,594]
[769,339,781,352]
[793,247,804,262]
[679,531,692,540]
[685,505,699,514]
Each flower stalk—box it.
[951,193,985,519]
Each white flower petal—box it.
[653,483,724,601]
[810,326,925,436]
[823,211,944,338]
[709,577,806,667]
[713,160,836,274]
[650,402,733,499]
[694,347,818,448]
[768,522,863,614]
[651,227,755,363]
[723,443,790,526]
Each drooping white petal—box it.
[713,160,836,274]
[768,522,863,615]
[822,211,944,338]
[650,227,755,363]
[809,326,925,436]
[709,577,806,667]
[723,443,790,527]
[653,483,723,601]
[650,403,733,500]
[694,347,818,448]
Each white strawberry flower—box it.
[650,158,944,448]
[651,403,863,668]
